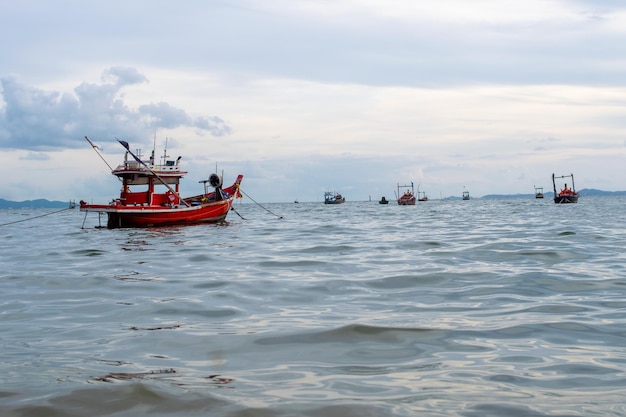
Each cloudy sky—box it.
[2,0,626,203]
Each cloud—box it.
[0,67,232,151]
[193,116,232,136]
[136,103,232,136]
[102,66,148,88]
[20,152,51,161]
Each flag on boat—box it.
[118,140,130,150]
[117,139,142,164]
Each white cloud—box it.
[0,68,232,150]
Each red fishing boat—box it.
[397,182,416,205]
[552,173,578,204]
[80,139,243,228]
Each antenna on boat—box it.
[84,136,114,171]
[152,131,157,166]
[159,137,167,165]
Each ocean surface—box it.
[1,196,626,417]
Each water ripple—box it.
[2,198,626,416]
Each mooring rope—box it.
[229,205,246,220]
[239,189,284,219]
[0,207,74,227]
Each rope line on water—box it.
[0,207,74,227]
[239,189,284,219]
[230,205,246,220]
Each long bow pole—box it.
[117,139,191,207]
[84,136,114,171]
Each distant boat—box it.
[80,139,243,228]
[462,191,470,200]
[417,184,428,201]
[552,173,579,204]
[324,191,345,204]
[534,186,544,199]
[397,182,416,205]
[379,196,389,204]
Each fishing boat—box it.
[379,196,389,204]
[552,173,579,204]
[397,182,416,205]
[462,191,470,200]
[324,191,345,204]
[416,184,428,201]
[79,139,243,228]
[534,186,544,199]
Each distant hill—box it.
[0,198,73,209]
[576,188,626,196]
[481,189,626,199]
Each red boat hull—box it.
[397,196,416,205]
[105,200,233,228]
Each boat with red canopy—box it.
[80,138,243,228]
[552,173,578,204]
[397,182,416,205]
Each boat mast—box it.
[161,137,169,166]
[151,131,157,166]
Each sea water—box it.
[1,197,626,416]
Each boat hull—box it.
[324,198,345,204]
[554,195,578,204]
[397,197,416,205]
[104,200,232,228]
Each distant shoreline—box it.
[0,199,74,209]
[3,189,626,208]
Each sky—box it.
[1,0,626,203]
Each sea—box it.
[1,196,626,417]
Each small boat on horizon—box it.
[462,190,470,200]
[397,182,416,205]
[416,184,428,201]
[552,173,579,204]
[79,138,243,228]
[379,196,389,204]
[324,191,345,204]
[534,186,544,199]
